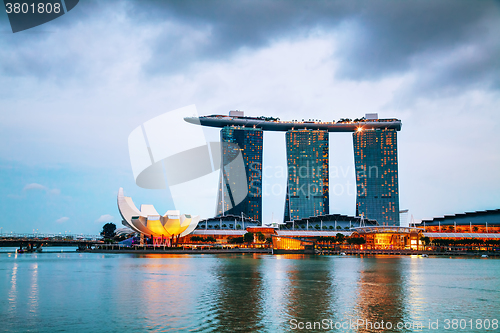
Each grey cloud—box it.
[121,0,500,98]
[333,1,498,78]
[128,1,499,76]
[0,0,122,79]
[0,0,499,96]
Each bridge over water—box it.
[0,233,103,251]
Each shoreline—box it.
[88,248,499,256]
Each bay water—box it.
[1,251,498,332]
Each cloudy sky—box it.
[0,0,499,235]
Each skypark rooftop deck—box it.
[184,114,402,132]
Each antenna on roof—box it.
[359,214,365,228]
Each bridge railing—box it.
[0,233,103,241]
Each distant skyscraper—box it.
[284,130,329,221]
[353,128,400,225]
[216,126,263,222]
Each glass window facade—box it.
[353,128,400,225]
[216,126,263,222]
[284,130,329,221]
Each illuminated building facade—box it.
[117,187,200,245]
[418,209,500,233]
[217,126,263,222]
[353,128,400,225]
[186,112,402,225]
[284,130,329,221]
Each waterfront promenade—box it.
[89,244,499,257]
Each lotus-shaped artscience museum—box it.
[117,188,200,238]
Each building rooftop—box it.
[184,113,402,132]
[276,230,353,237]
[284,213,378,225]
[423,232,500,239]
[420,209,500,224]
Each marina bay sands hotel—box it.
[185,112,402,226]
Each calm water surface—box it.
[0,251,498,332]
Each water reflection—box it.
[28,262,39,316]
[8,261,18,311]
[407,256,426,323]
[261,255,363,332]
[0,253,498,332]
[281,257,337,326]
[110,254,221,332]
[208,254,265,332]
[353,257,410,332]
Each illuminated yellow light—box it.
[357,127,363,132]
[147,219,170,237]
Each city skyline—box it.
[194,113,400,225]
[0,1,499,234]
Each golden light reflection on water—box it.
[210,255,266,332]
[352,257,409,332]
[1,253,499,332]
[138,258,195,329]
[407,256,426,322]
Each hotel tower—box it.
[353,128,400,225]
[284,129,329,221]
[216,126,263,222]
[186,111,401,225]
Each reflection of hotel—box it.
[354,257,408,328]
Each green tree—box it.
[243,232,254,243]
[335,233,345,244]
[101,223,116,239]
[336,225,342,230]
[347,237,366,245]
[228,237,244,244]
[256,232,266,242]
[420,236,431,246]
